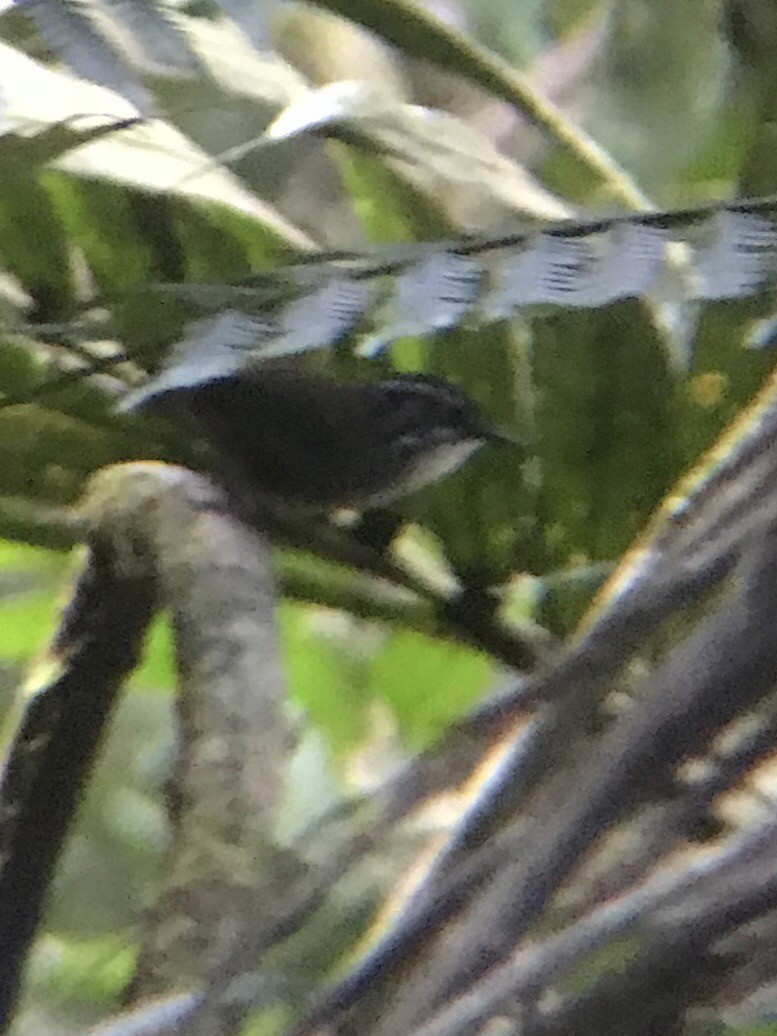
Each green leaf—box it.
[28,933,136,1009]
[0,405,129,505]
[43,174,169,294]
[305,0,647,206]
[0,540,68,577]
[0,41,313,250]
[0,118,142,178]
[22,0,149,111]
[131,615,175,692]
[0,177,74,321]
[532,304,682,570]
[268,80,567,223]
[0,587,60,660]
[279,604,371,754]
[369,630,493,747]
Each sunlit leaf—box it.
[19,0,149,111]
[268,79,569,223]
[0,41,313,248]
[369,630,493,746]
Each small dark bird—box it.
[125,366,517,511]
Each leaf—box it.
[0,540,68,606]
[0,540,67,577]
[369,630,493,747]
[131,614,175,691]
[112,195,777,379]
[531,303,683,577]
[43,175,166,297]
[482,223,669,316]
[0,402,129,505]
[0,177,74,320]
[27,933,136,1008]
[268,80,570,224]
[304,0,539,107]
[0,587,60,660]
[0,116,142,177]
[280,604,371,754]
[120,310,274,409]
[360,251,482,355]
[179,12,308,109]
[210,0,273,49]
[18,0,150,112]
[304,0,649,207]
[336,146,454,243]
[100,0,199,77]
[123,275,375,406]
[256,276,375,359]
[690,209,777,300]
[0,41,314,249]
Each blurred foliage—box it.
[0,0,776,1030]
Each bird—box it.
[124,364,518,511]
